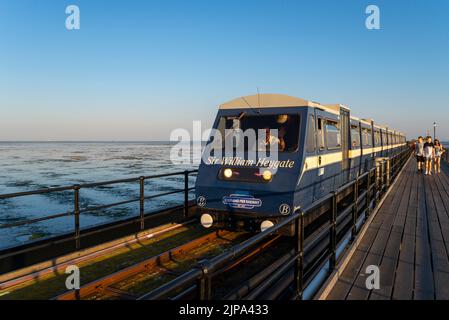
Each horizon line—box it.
[0,140,208,143]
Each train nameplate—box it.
[222,194,262,210]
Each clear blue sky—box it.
[1,0,448,141]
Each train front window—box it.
[214,114,300,152]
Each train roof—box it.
[324,104,350,112]
[219,93,405,136]
[219,94,318,109]
[219,93,340,114]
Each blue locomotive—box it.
[195,94,406,232]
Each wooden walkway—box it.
[326,158,449,300]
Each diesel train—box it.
[195,94,407,232]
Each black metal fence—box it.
[137,148,411,300]
[0,170,198,250]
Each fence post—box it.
[366,171,372,218]
[351,178,359,241]
[140,176,145,230]
[184,170,189,218]
[386,158,393,189]
[329,192,337,271]
[74,185,80,250]
[196,261,212,300]
[294,212,304,300]
[374,165,379,206]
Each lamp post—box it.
[434,122,437,140]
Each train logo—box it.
[279,204,291,215]
[197,196,206,207]
[222,194,262,210]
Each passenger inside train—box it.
[216,114,300,153]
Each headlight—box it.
[262,170,272,181]
[223,168,233,178]
[200,214,214,228]
[260,220,274,232]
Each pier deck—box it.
[326,158,449,300]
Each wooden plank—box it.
[325,226,378,299]
[392,169,418,299]
[369,256,397,300]
[425,173,449,299]
[391,260,414,299]
[413,173,435,299]
[434,173,449,245]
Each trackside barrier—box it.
[0,170,198,250]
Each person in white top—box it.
[434,139,445,174]
[423,136,435,175]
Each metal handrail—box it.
[138,148,411,300]
[0,169,198,249]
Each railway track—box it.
[56,230,248,300]
[2,219,292,301]
[133,233,293,300]
[213,239,293,299]
[0,220,196,290]
[0,221,223,300]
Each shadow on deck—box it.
[326,158,449,300]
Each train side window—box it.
[351,125,360,148]
[374,131,381,147]
[306,115,316,153]
[362,128,372,147]
[317,118,325,150]
[326,120,341,149]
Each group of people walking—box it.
[415,136,445,175]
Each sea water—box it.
[0,142,199,249]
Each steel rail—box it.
[55,229,232,300]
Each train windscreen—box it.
[214,114,300,152]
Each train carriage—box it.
[195,94,407,233]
